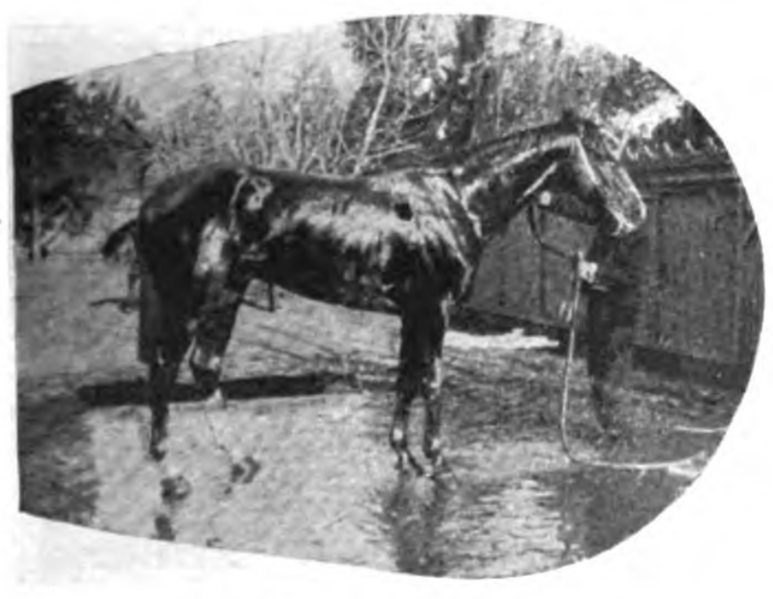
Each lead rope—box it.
[526,204,712,472]
[559,251,710,473]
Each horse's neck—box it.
[456,138,574,242]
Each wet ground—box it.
[16,259,739,578]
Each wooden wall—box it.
[465,146,764,371]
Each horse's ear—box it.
[560,108,579,124]
[599,127,631,161]
[559,109,583,133]
[615,129,632,161]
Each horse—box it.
[103,110,646,476]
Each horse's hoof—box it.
[394,457,420,477]
[425,458,452,481]
[161,474,192,505]
[204,391,227,410]
[149,446,166,462]
[153,514,175,541]
[148,416,169,461]
[241,456,262,484]
[230,456,262,485]
[148,437,168,462]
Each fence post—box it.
[651,195,664,348]
[537,208,547,318]
[29,193,42,261]
[731,185,746,364]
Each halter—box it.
[526,200,576,261]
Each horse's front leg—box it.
[390,375,423,476]
[392,356,446,478]
[421,358,445,477]
[420,300,449,478]
[392,299,449,477]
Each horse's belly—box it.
[243,244,399,313]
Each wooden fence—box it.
[466,138,764,384]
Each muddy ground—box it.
[15,256,740,578]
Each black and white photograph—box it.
[4,1,771,595]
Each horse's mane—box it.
[432,110,621,174]
[245,165,360,187]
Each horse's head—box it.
[527,111,647,236]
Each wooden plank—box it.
[465,152,759,369]
[731,185,745,363]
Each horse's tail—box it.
[137,263,162,365]
[101,218,137,261]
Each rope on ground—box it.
[147,393,260,546]
[672,424,728,435]
[200,403,239,496]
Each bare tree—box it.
[149,38,356,179]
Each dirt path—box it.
[16,258,738,577]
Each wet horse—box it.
[106,111,646,476]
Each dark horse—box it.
[103,111,646,476]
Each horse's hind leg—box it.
[391,309,423,474]
[421,361,445,476]
[189,234,249,407]
[189,284,244,409]
[148,308,193,460]
[140,267,190,460]
[147,357,180,461]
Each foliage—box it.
[482,22,677,139]
[147,43,355,181]
[146,16,681,182]
[12,79,151,255]
[647,101,724,149]
[341,16,429,172]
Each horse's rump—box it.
[137,262,195,365]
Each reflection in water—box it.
[375,442,567,578]
[535,467,686,561]
[30,380,712,578]
[22,347,725,577]
[376,436,695,577]
[19,266,741,577]
[380,474,455,576]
